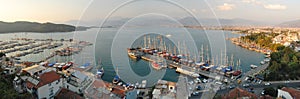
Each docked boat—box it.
[195,61,205,66]
[96,68,104,78]
[232,70,242,76]
[260,61,265,65]
[141,80,147,88]
[128,52,137,59]
[79,62,93,71]
[250,64,258,69]
[127,83,135,90]
[112,75,120,84]
[151,61,166,70]
[264,58,270,62]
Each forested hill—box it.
[0,21,76,33]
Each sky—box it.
[0,0,299,25]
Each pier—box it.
[141,54,231,82]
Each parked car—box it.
[229,85,236,89]
[264,82,271,86]
[196,86,202,90]
[192,92,200,96]
[243,84,250,88]
[261,90,265,95]
[215,81,223,85]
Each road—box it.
[216,80,300,96]
[176,75,190,99]
[241,63,269,83]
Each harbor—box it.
[125,34,266,82]
[0,28,271,99]
[0,38,93,64]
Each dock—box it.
[141,54,231,82]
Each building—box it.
[222,87,258,99]
[1,57,18,75]
[278,87,300,99]
[84,79,121,99]
[26,71,62,99]
[22,65,46,76]
[55,88,84,99]
[152,80,177,99]
[64,70,93,94]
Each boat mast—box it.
[144,36,147,48]
[115,65,119,76]
[220,50,223,66]
[206,45,209,63]
[201,45,204,62]
[230,54,234,66]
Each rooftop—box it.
[281,87,300,99]
[55,88,84,99]
[222,87,258,99]
[27,71,61,88]
[22,65,46,75]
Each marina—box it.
[97,28,266,84]
[0,28,270,99]
[124,33,273,87]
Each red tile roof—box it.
[26,81,34,89]
[55,88,83,99]
[281,87,300,99]
[111,88,126,98]
[26,71,61,88]
[222,87,258,99]
[36,71,60,88]
[260,95,273,99]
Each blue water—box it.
[0,27,264,86]
[95,27,265,86]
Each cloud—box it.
[241,0,287,10]
[242,0,255,3]
[264,4,286,10]
[242,0,262,5]
[217,3,235,11]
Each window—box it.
[49,87,54,96]
[56,79,60,84]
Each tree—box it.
[277,45,285,51]
[0,52,5,57]
[281,54,290,64]
[263,87,277,97]
[292,56,298,63]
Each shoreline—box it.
[229,37,271,55]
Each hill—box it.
[277,20,300,28]
[179,17,265,26]
[0,21,76,33]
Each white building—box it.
[1,57,18,75]
[278,87,300,99]
[26,71,62,99]
[64,70,92,94]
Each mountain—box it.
[0,21,76,33]
[277,20,300,28]
[179,17,265,26]
[65,17,177,27]
[66,17,267,28]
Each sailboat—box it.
[195,45,205,66]
[96,59,104,79]
[232,59,242,76]
[112,66,120,84]
[151,60,166,70]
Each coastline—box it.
[229,37,271,55]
